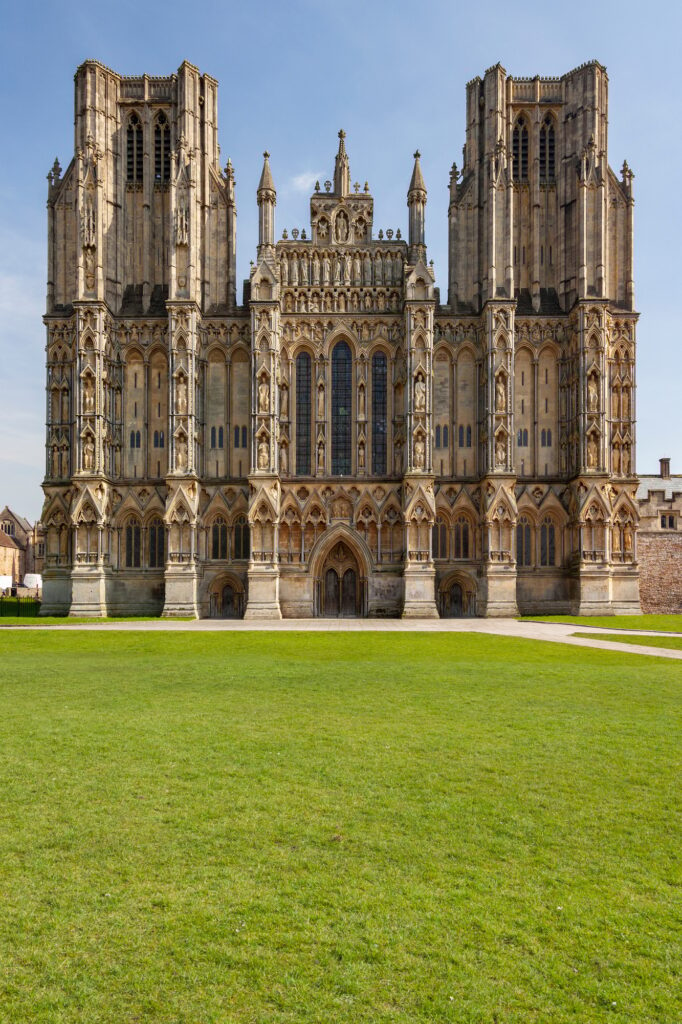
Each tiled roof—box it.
[636,476,682,500]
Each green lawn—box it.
[0,632,679,1024]
[0,616,193,626]
[573,631,682,652]
[522,613,682,633]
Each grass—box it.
[0,616,194,626]
[0,631,680,1024]
[573,631,682,652]
[521,613,682,633]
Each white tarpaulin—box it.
[0,576,13,592]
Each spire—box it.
[407,150,427,263]
[257,151,276,253]
[333,129,351,196]
[258,151,275,194]
[408,150,426,196]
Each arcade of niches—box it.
[40,59,641,618]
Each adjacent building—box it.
[0,508,45,588]
[41,59,641,617]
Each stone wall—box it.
[638,533,682,613]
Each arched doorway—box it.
[208,577,245,619]
[438,577,477,618]
[318,541,365,617]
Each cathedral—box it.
[40,59,640,618]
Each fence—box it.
[0,597,42,617]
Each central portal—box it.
[319,541,363,617]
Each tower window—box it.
[512,117,529,182]
[539,115,556,182]
[127,114,143,183]
[154,112,171,182]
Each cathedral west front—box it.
[40,59,641,618]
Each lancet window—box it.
[154,113,171,182]
[512,117,529,182]
[539,116,556,182]
[516,516,532,566]
[296,351,312,475]
[127,114,143,183]
[149,518,165,568]
[331,341,352,475]
[371,352,387,475]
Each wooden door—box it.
[324,568,340,617]
[341,568,357,616]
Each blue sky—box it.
[1,0,679,520]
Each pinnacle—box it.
[409,150,426,194]
[258,150,275,192]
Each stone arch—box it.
[437,569,477,618]
[206,570,246,620]
[310,524,370,618]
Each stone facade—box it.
[636,460,682,613]
[0,508,45,587]
[41,59,641,618]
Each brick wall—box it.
[638,533,682,612]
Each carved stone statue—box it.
[343,254,351,286]
[358,384,366,419]
[317,384,325,420]
[414,437,425,469]
[363,252,372,286]
[622,445,631,475]
[311,253,320,286]
[317,441,325,472]
[384,254,393,286]
[280,443,288,474]
[374,252,383,285]
[352,253,361,286]
[280,381,289,418]
[588,374,599,412]
[333,255,342,286]
[52,445,59,477]
[176,377,188,414]
[176,436,188,470]
[358,441,365,470]
[300,254,308,286]
[83,376,95,413]
[258,439,269,470]
[587,434,598,468]
[280,255,289,286]
[336,211,349,243]
[290,255,299,286]
[414,373,426,412]
[258,378,269,413]
[83,437,95,471]
[495,375,506,413]
[322,254,331,286]
[495,437,506,466]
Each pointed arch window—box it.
[331,341,352,475]
[516,516,532,566]
[233,515,250,560]
[432,516,447,559]
[212,516,228,560]
[539,116,556,182]
[540,517,556,566]
[372,351,387,475]
[149,517,165,568]
[512,117,529,182]
[154,112,170,182]
[127,114,143,183]
[125,519,142,568]
[296,351,312,475]
[454,516,470,559]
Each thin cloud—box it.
[287,171,323,194]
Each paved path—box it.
[4,616,682,661]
